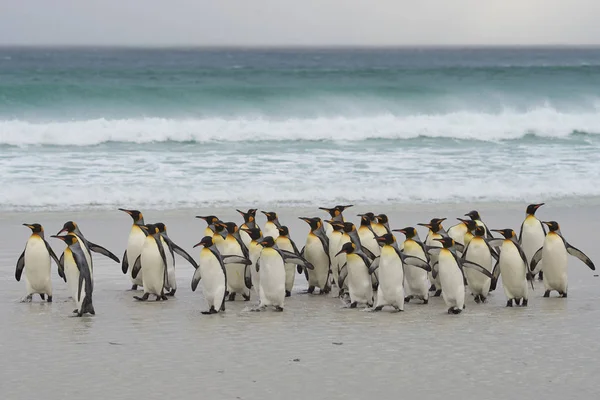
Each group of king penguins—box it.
[15,203,596,317]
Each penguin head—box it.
[259,236,276,248]
[457,218,477,232]
[155,223,167,233]
[474,226,486,237]
[139,224,156,234]
[196,215,219,225]
[526,203,545,216]
[357,213,375,226]
[212,222,225,233]
[335,241,356,257]
[193,236,214,248]
[217,221,238,235]
[376,214,389,224]
[376,233,396,245]
[57,221,77,235]
[418,218,446,232]
[393,227,417,238]
[262,211,278,222]
[277,226,290,237]
[342,222,356,233]
[491,228,516,239]
[51,234,78,246]
[237,209,257,224]
[23,223,43,234]
[119,208,144,223]
[327,220,344,232]
[299,217,322,231]
[542,221,560,232]
[241,227,263,241]
[433,237,455,248]
[465,210,481,221]
[319,205,353,218]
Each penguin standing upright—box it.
[447,218,477,253]
[261,211,282,240]
[319,204,353,238]
[325,220,345,286]
[131,224,169,301]
[489,229,533,307]
[371,214,391,237]
[530,221,595,298]
[393,227,430,304]
[155,222,198,296]
[465,210,492,238]
[336,242,373,308]
[241,227,264,300]
[51,235,95,316]
[196,215,220,238]
[237,209,259,248]
[217,221,252,301]
[418,218,448,297]
[299,217,331,294]
[275,226,302,297]
[519,203,546,281]
[210,222,228,253]
[119,209,146,289]
[357,213,380,259]
[16,224,62,302]
[57,221,120,268]
[461,226,497,303]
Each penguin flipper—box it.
[338,263,347,288]
[15,250,25,281]
[290,238,301,256]
[222,255,251,265]
[58,252,66,282]
[454,242,465,254]
[368,257,380,275]
[87,241,120,263]
[425,246,441,256]
[403,255,431,272]
[131,256,142,279]
[44,240,62,271]
[244,265,253,289]
[530,247,544,273]
[565,242,595,270]
[121,250,129,274]
[486,238,504,249]
[191,268,202,291]
[170,241,199,269]
[431,262,439,279]
[362,247,376,260]
[279,250,314,270]
[461,260,493,279]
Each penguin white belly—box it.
[263,223,279,240]
[161,237,177,292]
[335,235,350,289]
[24,237,52,295]
[276,238,296,293]
[239,228,252,248]
[127,226,146,286]
[64,250,80,301]
[199,249,226,310]
[521,218,546,272]
[324,222,333,239]
[258,249,286,307]
[372,224,388,238]
[221,237,247,296]
[359,228,380,258]
[438,251,465,310]
[304,234,329,290]
[499,242,528,300]
[346,254,373,306]
[463,239,492,297]
[541,234,568,293]
[327,232,342,285]
[448,224,467,247]
[403,240,429,300]
[248,243,262,298]
[376,246,404,309]
[426,233,443,290]
[140,240,165,296]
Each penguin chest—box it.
[372,224,388,237]
[304,234,328,271]
[438,250,464,306]
[141,239,165,293]
[249,243,263,265]
[263,223,279,240]
[358,227,380,257]
[64,248,81,300]
[499,242,526,286]
[448,224,467,245]
[346,254,372,302]
[521,217,546,261]
[379,246,403,286]
[127,226,146,264]
[259,249,286,295]
[24,236,51,286]
[328,232,342,258]
[199,250,225,288]
[222,236,246,290]
[541,234,568,286]
[463,239,492,293]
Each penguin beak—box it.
[542,221,551,227]
[298,217,311,224]
[456,217,469,224]
[392,229,406,234]
[535,203,545,209]
[417,223,432,229]
[433,238,443,243]
[118,208,133,215]
[335,249,347,257]
[318,207,333,212]
[193,242,204,248]
[22,223,33,229]
[51,235,66,241]
[376,236,387,242]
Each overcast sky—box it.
[2,0,600,46]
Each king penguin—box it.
[461,226,498,303]
[325,220,345,287]
[371,214,391,237]
[57,221,120,268]
[119,208,146,290]
[155,222,198,296]
[335,242,373,308]
[275,226,303,297]
[16,224,62,302]
[299,217,331,294]
[447,218,477,254]
[465,210,492,238]
[530,221,595,298]
[238,209,259,248]
[519,203,546,281]
[261,211,282,240]
[51,235,95,316]
[319,204,353,238]
[417,218,448,297]
[217,221,252,301]
[196,215,220,238]
[357,213,381,260]
[241,227,264,300]
[131,224,169,301]
[393,227,430,304]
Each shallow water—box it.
[1,203,599,399]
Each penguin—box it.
[335,242,373,308]
[261,211,281,240]
[393,227,430,304]
[319,204,353,237]
[489,229,533,307]
[254,236,313,311]
[325,220,345,287]
[191,236,251,314]
[431,237,492,314]
[119,209,146,290]
[196,215,220,238]
[465,210,492,238]
[131,224,169,301]
[51,235,95,316]
[357,213,381,260]
[530,221,595,298]
[57,221,120,268]
[155,222,199,296]
[16,224,62,302]
[275,226,302,297]
[461,226,498,303]
[369,233,430,312]
[371,214,391,237]
[238,209,259,248]
[519,203,546,281]
[240,227,264,300]
[447,218,477,252]
[216,221,252,301]
[299,217,331,294]
[459,218,478,248]
[417,218,449,297]
[338,221,377,295]
[210,221,228,253]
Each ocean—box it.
[1,47,600,211]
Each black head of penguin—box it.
[262,211,279,222]
[433,236,455,249]
[51,234,78,246]
[490,228,516,239]
[335,241,357,257]
[237,209,257,224]
[376,214,389,224]
[526,203,545,216]
[473,226,486,237]
[212,222,226,233]
[456,218,477,232]
[57,221,77,235]
[342,222,356,233]
[417,218,446,233]
[299,217,322,231]
[277,226,290,237]
[23,223,44,234]
[319,205,353,218]
[326,220,344,232]
[259,236,276,248]
[155,223,167,233]
[465,210,481,221]
[393,227,417,239]
[376,233,396,246]
[119,208,144,223]
[357,212,376,225]
[195,215,219,225]
[542,221,560,232]
[217,222,238,235]
[241,227,263,241]
[193,236,214,248]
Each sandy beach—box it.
[1,201,599,399]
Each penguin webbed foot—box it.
[202,306,218,315]
[543,290,551,298]
[228,293,236,302]
[134,293,150,301]
[522,299,529,306]
[404,296,412,303]
[166,289,176,297]
[306,286,315,294]
[285,290,291,297]
[506,299,513,307]
[560,292,567,298]
[274,306,284,312]
[349,302,358,309]
[21,295,33,303]
[474,295,481,304]
[242,293,251,302]
[130,284,139,291]
[39,294,45,300]
[47,295,52,303]
[434,289,442,297]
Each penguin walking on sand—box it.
[299,217,331,294]
[131,224,169,301]
[335,242,373,308]
[489,229,533,307]
[191,236,251,314]
[51,235,95,316]
[530,221,595,298]
[393,227,430,304]
[119,209,146,289]
[461,226,498,303]
[241,227,264,300]
[325,220,345,287]
[430,237,492,314]
[217,221,252,301]
[57,221,120,268]
[261,211,282,240]
[155,222,198,296]
[418,218,449,297]
[254,236,313,312]
[369,233,430,312]
[275,226,303,297]
[519,203,546,281]
[16,224,62,303]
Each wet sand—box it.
[1,202,600,399]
